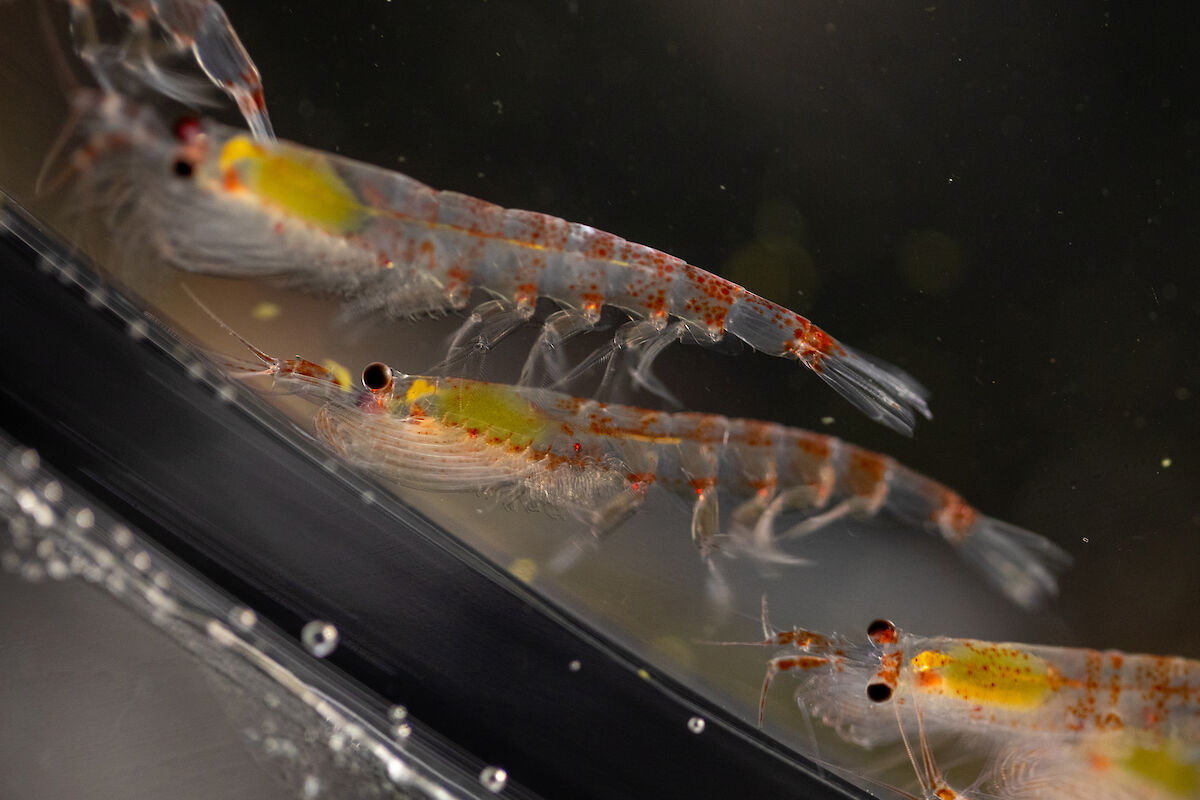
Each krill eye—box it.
[866,619,897,645]
[172,159,194,178]
[361,362,391,391]
[866,682,893,703]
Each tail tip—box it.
[812,345,932,436]
[960,516,1072,609]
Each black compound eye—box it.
[866,682,893,703]
[361,362,391,391]
[171,158,194,178]
[866,619,897,645]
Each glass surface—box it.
[0,425,536,800]
[2,1,1198,797]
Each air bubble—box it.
[187,362,205,380]
[130,551,151,571]
[35,538,55,559]
[568,660,582,672]
[15,487,37,513]
[85,287,106,308]
[6,447,38,476]
[361,490,376,505]
[686,716,706,734]
[216,385,236,403]
[112,525,133,549]
[144,586,170,608]
[388,705,408,721]
[40,480,63,503]
[301,620,339,657]
[72,508,95,529]
[18,448,39,472]
[128,318,149,340]
[31,504,54,528]
[1,551,21,572]
[47,560,70,580]
[302,775,321,798]
[230,607,257,630]
[479,765,508,793]
[21,562,45,582]
[393,722,412,740]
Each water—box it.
[1,1,1197,797]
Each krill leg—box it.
[518,308,597,387]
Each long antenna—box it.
[36,0,82,96]
[180,283,275,372]
[33,0,92,194]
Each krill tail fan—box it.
[723,298,931,436]
[886,465,1071,609]
[951,516,1073,611]
[806,343,932,438]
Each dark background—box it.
[213,0,1199,654]
[1,1,1198,796]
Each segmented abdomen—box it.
[260,142,803,344]
[530,397,891,511]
